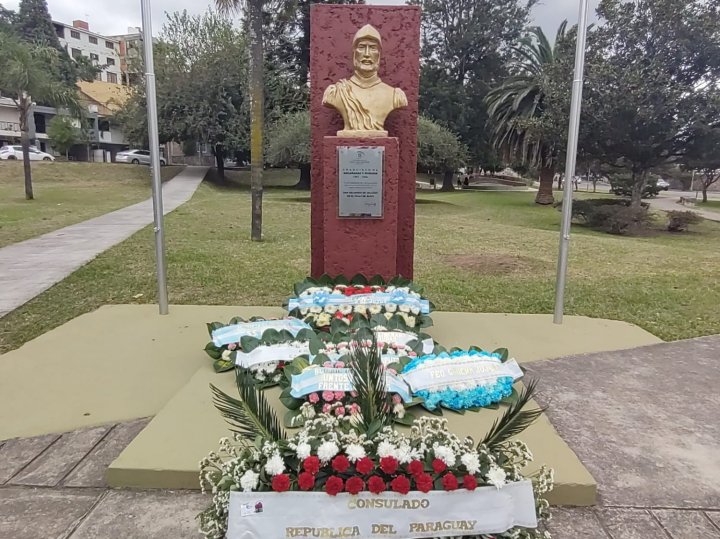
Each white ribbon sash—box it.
[212,319,312,347]
[290,367,412,403]
[402,357,524,393]
[235,343,311,368]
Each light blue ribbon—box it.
[290,367,412,402]
[288,291,430,314]
[212,319,311,347]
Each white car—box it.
[656,178,670,190]
[0,145,55,161]
[115,149,166,166]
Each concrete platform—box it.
[0,304,661,441]
[108,364,597,506]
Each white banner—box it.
[402,358,524,393]
[235,343,311,368]
[227,481,537,539]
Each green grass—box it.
[700,200,720,210]
[1,186,719,354]
[0,162,184,248]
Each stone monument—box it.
[310,5,420,279]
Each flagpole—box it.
[553,0,590,324]
[141,0,169,315]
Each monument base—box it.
[322,136,399,279]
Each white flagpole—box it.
[553,0,590,324]
[140,0,169,315]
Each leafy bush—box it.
[666,210,702,232]
[557,198,653,234]
[609,176,662,198]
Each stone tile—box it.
[704,512,720,532]
[10,426,110,487]
[0,487,101,539]
[596,508,669,539]
[64,420,149,488]
[526,335,720,507]
[545,507,610,538]
[68,489,208,539]
[0,433,59,484]
[652,510,720,538]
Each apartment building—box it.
[53,20,122,84]
[107,28,144,87]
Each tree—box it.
[47,114,80,158]
[266,110,311,189]
[684,123,720,203]
[0,3,14,32]
[583,0,720,207]
[485,22,572,205]
[409,0,535,164]
[0,31,79,199]
[417,116,469,190]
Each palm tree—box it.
[485,22,568,205]
[0,31,80,200]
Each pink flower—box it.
[377,342,386,349]
[309,393,320,404]
[334,391,344,401]
[335,406,345,416]
[322,391,335,402]
[334,361,345,368]
[387,368,397,375]
[408,352,417,357]
[227,343,237,351]
[322,404,331,413]
[350,403,360,415]
[392,394,402,404]
[350,391,358,398]
[323,361,333,368]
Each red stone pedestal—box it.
[322,137,399,279]
[310,4,421,279]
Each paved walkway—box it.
[649,193,720,222]
[0,167,207,318]
[1,336,720,537]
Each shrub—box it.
[666,210,702,232]
[556,198,653,234]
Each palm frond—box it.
[479,379,544,451]
[348,333,391,436]
[210,367,285,443]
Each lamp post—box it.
[553,0,591,324]
[140,0,169,315]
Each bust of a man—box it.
[322,24,408,137]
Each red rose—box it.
[335,311,345,319]
[345,477,365,495]
[463,475,478,491]
[332,455,350,473]
[303,456,321,475]
[368,475,386,494]
[441,473,458,491]
[390,475,411,495]
[271,474,291,492]
[380,456,399,475]
[407,460,424,477]
[298,471,315,491]
[356,457,374,475]
[344,288,355,296]
[415,473,433,493]
[431,458,447,474]
[325,476,344,496]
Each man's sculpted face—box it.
[353,38,380,78]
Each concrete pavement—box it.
[0,167,207,318]
[649,191,720,222]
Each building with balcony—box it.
[53,20,122,84]
[0,97,58,155]
[106,28,144,87]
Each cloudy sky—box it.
[3,0,600,37]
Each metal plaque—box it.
[338,146,384,218]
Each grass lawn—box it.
[0,161,184,248]
[1,184,719,353]
[700,200,720,211]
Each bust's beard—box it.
[353,62,380,79]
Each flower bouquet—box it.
[286,275,434,331]
[199,337,552,539]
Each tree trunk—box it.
[18,101,33,200]
[630,170,646,208]
[556,175,562,191]
[702,186,708,203]
[215,146,225,179]
[249,0,264,242]
[440,169,455,191]
[535,164,555,205]
[295,163,311,190]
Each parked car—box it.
[115,149,166,166]
[0,145,55,161]
[656,178,670,191]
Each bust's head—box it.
[352,24,382,79]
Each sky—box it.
[3,0,600,37]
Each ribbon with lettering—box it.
[212,319,312,347]
[235,343,311,368]
[291,366,412,403]
[287,290,430,314]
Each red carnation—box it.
[325,476,345,496]
[332,455,350,473]
[367,475,386,494]
[303,456,321,475]
[390,475,411,495]
[380,456,399,475]
[441,473,458,491]
[356,457,374,475]
[407,460,424,477]
[463,475,478,491]
[415,473,433,493]
[431,458,447,474]
[345,477,365,495]
[271,474,291,492]
[298,472,315,491]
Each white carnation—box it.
[354,305,368,315]
[340,305,352,315]
[399,304,411,313]
[395,443,413,463]
[411,307,420,315]
[393,403,406,420]
[300,308,309,316]
[264,453,285,476]
[434,445,456,467]
[296,442,312,460]
[385,303,398,313]
[377,440,396,459]
[317,441,339,463]
[369,305,382,315]
[461,453,481,475]
[487,466,507,489]
[310,306,322,314]
[346,443,366,462]
[325,305,338,314]
[240,469,260,492]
